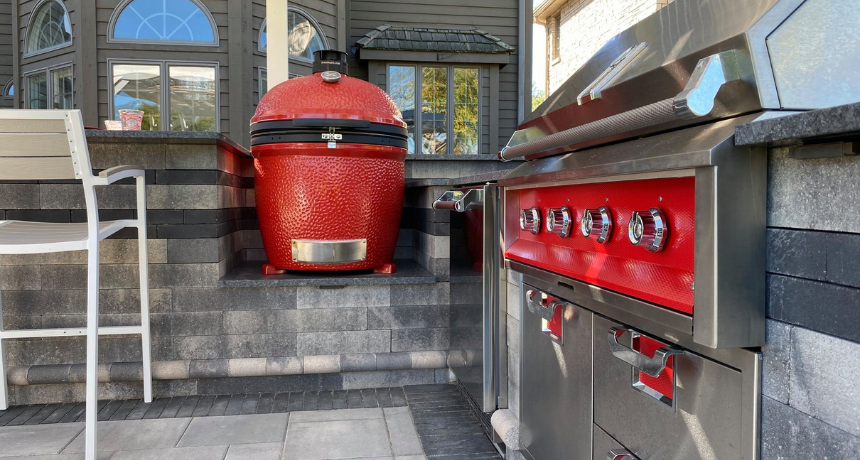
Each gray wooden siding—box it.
[0,0,13,108]
[93,0,230,131]
[18,0,78,109]
[349,0,520,153]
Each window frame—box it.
[258,7,331,63]
[23,62,74,109]
[107,58,221,132]
[257,67,299,103]
[386,63,483,155]
[107,0,220,47]
[2,79,13,100]
[550,13,561,64]
[23,0,73,58]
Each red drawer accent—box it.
[634,335,675,400]
[506,177,695,314]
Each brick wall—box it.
[547,0,674,94]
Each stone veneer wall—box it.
[503,148,860,458]
[0,134,512,405]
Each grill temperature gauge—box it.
[546,207,572,237]
[628,208,667,252]
[520,207,542,235]
[581,207,613,243]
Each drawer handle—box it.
[526,289,563,321]
[608,327,684,377]
[607,449,637,460]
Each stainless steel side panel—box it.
[520,284,593,460]
[593,315,761,460]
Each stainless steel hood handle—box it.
[525,290,562,321]
[608,327,684,378]
[432,189,484,212]
[499,50,741,161]
[607,449,637,460]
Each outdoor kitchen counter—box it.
[735,101,860,146]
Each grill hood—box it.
[503,0,859,161]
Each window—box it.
[110,61,218,132]
[388,65,481,155]
[259,8,329,61]
[110,0,218,45]
[25,0,72,56]
[257,68,300,103]
[25,64,73,109]
[2,80,13,99]
[549,13,561,63]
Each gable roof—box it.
[356,24,515,54]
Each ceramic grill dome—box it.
[250,50,408,274]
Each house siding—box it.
[349,0,520,153]
[0,0,13,108]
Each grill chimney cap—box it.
[313,50,349,75]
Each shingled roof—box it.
[356,24,515,54]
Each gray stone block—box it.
[0,265,40,290]
[763,320,792,404]
[172,287,296,311]
[89,142,167,170]
[297,330,391,356]
[227,357,267,378]
[225,333,297,359]
[507,281,522,321]
[340,354,377,372]
[266,356,302,375]
[435,368,454,383]
[762,396,860,460]
[766,229,827,281]
[450,326,482,350]
[790,326,860,437]
[377,352,411,371]
[391,328,449,352]
[146,185,219,210]
[341,369,436,390]
[0,290,86,315]
[825,231,860,288]
[410,351,447,369]
[449,304,481,327]
[167,239,221,263]
[304,355,341,374]
[111,361,143,381]
[170,312,224,336]
[768,274,860,343]
[390,283,449,306]
[189,359,229,379]
[174,336,226,360]
[297,285,390,309]
[27,364,72,384]
[151,263,220,288]
[368,305,449,329]
[0,184,39,209]
[165,144,219,170]
[507,316,521,389]
[768,148,860,233]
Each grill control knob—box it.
[628,208,668,252]
[520,207,541,235]
[546,207,572,237]
[581,207,613,243]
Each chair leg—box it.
[138,223,152,403]
[0,289,8,411]
[84,247,100,460]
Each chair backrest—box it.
[0,110,91,181]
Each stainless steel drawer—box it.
[593,425,636,460]
[520,285,593,460]
[593,315,760,459]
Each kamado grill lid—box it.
[250,50,408,149]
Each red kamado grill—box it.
[250,50,408,274]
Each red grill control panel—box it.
[506,176,696,314]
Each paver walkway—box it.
[0,385,501,460]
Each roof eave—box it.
[534,0,567,23]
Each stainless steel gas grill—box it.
[501,0,859,459]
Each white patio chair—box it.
[0,110,152,460]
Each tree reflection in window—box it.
[453,68,479,155]
[111,0,217,44]
[26,0,72,54]
[422,67,447,155]
[259,8,328,60]
[389,66,416,154]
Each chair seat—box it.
[0,220,135,254]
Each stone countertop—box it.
[448,169,511,186]
[219,259,437,288]
[735,102,860,146]
[85,130,251,157]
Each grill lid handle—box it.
[291,119,372,129]
[608,327,684,378]
[607,449,637,460]
[432,189,484,212]
[525,289,565,322]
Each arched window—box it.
[110,0,218,45]
[259,8,328,61]
[25,0,72,56]
[2,80,13,99]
